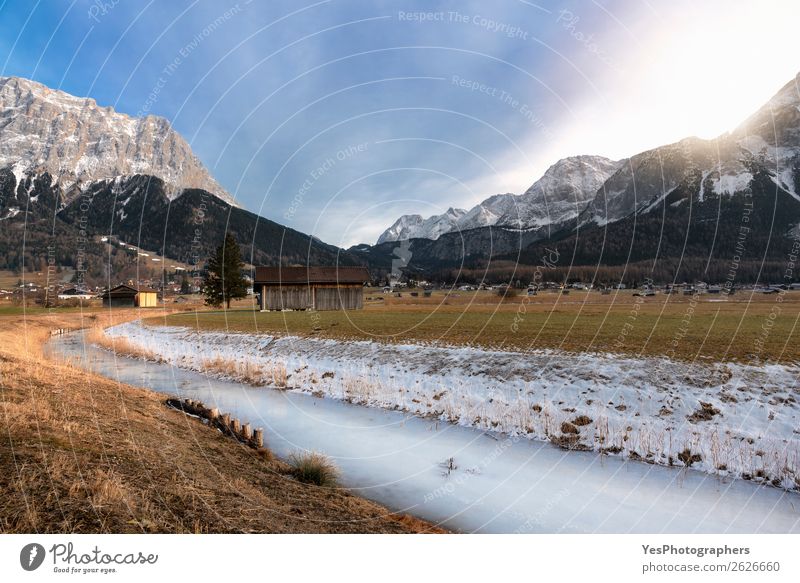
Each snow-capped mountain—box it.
[378,74,800,246]
[498,155,621,228]
[580,73,800,226]
[360,72,800,280]
[0,76,236,205]
[376,155,619,243]
[376,207,467,244]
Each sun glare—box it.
[546,1,800,166]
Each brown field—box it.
[154,288,800,363]
[0,308,442,533]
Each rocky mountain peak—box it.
[0,76,236,205]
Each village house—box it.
[254,266,370,311]
[57,288,95,301]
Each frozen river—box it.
[46,329,800,534]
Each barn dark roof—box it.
[98,285,158,298]
[255,266,370,285]
[98,284,137,299]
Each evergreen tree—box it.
[180,273,190,295]
[202,233,248,308]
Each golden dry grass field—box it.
[153,288,800,364]
[0,308,441,533]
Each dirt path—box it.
[0,309,442,533]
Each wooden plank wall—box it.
[261,284,363,310]
[313,285,363,310]
[106,297,135,308]
[263,285,312,310]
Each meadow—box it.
[152,288,800,364]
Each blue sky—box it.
[1,0,798,246]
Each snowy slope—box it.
[735,74,800,200]
[511,155,622,228]
[0,76,236,205]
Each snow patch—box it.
[643,186,678,213]
[698,170,710,202]
[773,169,800,201]
[0,207,21,220]
[712,172,752,195]
[10,161,26,193]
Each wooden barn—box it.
[254,266,370,311]
[98,285,159,308]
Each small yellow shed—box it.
[135,288,159,307]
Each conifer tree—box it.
[202,233,247,308]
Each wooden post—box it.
[221,413,230,428]
[232,418,241,434]
[253,428,264,448]
[208,408,219,420]
[242,423,252,440]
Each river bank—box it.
[0,311,439,533]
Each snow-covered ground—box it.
[104,322,800,490]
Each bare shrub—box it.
[678,448,702,467]
[572,415,593,427]
[560,421,579,434]
[687,401,720,423]
[270,362,287,387]
[288,451,339,487]
[496,286,519,299]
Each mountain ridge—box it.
[376,154,620,243]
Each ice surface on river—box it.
[105,322,800,490]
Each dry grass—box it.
[0,311,444,533]
[85,327,161,361]
[198,356,287,387]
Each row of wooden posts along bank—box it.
[166,397,264,450]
